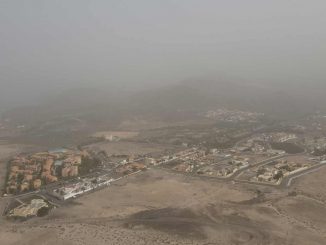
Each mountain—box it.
[2,79,325,127]
[129,79,321,119]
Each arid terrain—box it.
[2,111,326,245]
[1,167,326,245]
[87,141,176,156]
[1,1,326,244]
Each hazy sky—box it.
[0,0,325,109]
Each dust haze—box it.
[1,1,326,245]
[1,0,326,110]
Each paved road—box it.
[1,149,322,216]
[281,162,326,188]
[155,153,323,190]
[155,154,288,184]
[232,154,288,178]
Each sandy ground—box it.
[87,141,176,156]
[1,169,326,245]
[291,165,326,201]
[0,144,22,159]
[92,131,139,140]
[117,119,214,131]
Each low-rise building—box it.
[20,182,30,192]
[8,199,48,218]
[61,166,79,177]
[33,179,42,189]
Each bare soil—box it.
[1,169,326,244]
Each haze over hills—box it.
[2,1,326,244]
[2,79,325,127]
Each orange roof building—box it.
[43,158,54,172]
[61,166,79,177]
[33,179,42,189]
[45,175,58,183]
[20,182,30,192]
[24,174,33,182]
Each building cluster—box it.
[196,155,250,178]
[153,138,293,180]
[304,137,326,154]
[48,160,146,201]
[6,148,86,194]
[251,132,297,143]
[311,155,326,163]
[115,162,147,176]
[157,147,253,178]
[251,159,312,184]
[269,132,297,143]
[235,137,285,155]
[50,175,114,200]
[205,108,264,123]
[8,198,49,219]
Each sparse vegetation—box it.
[271,142,304,154]
[79,156,100,175]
